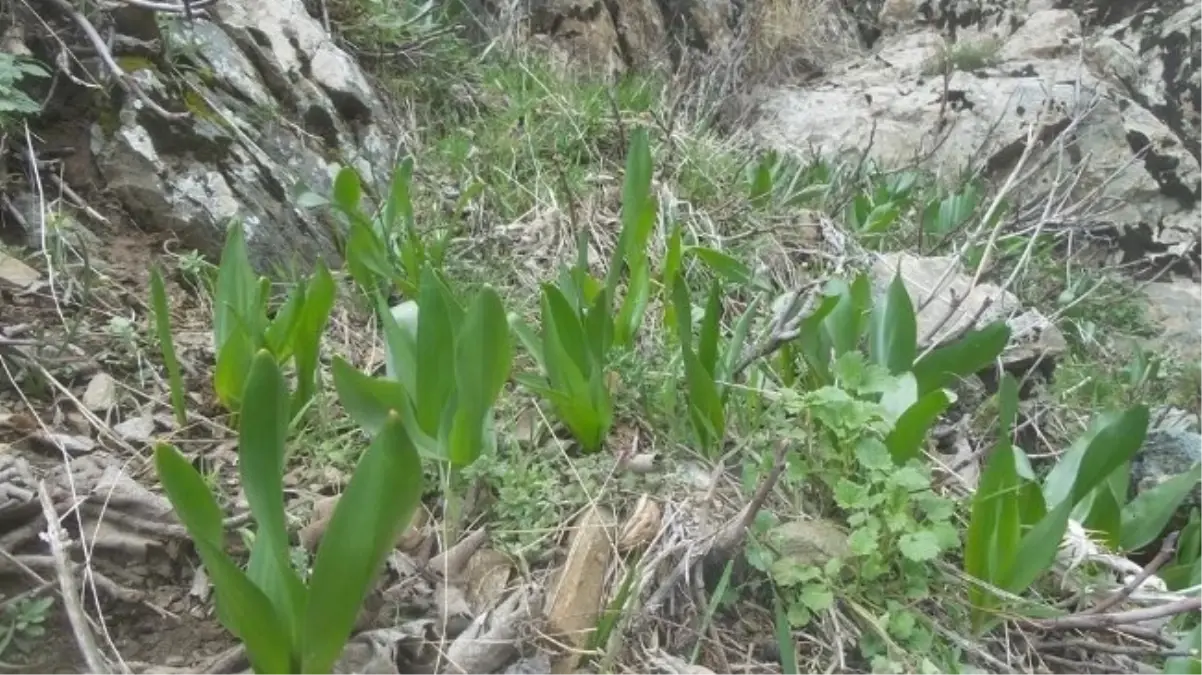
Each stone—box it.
[113,415,155,444]
[1141,279,1201,359]
[34,433,96,456]
[751,21,1200,268]
[81,373,118,412]
[543,504,615,674]
[87,0,401,274]
[999,9,1082,61]
[1130,429,1202,510]
[0,252,39,290]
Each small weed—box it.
[0,596,54,660]
[923,38,1003,75]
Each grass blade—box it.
[149,266,188,426]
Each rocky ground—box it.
[0,0,1199,672]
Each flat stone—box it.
[0,252,39,290]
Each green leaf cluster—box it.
[155,351,423,673]
[325,158,457,300]
[963,374,1196,631]
[210,223,336,417]
[337,265,513,468]
[510,128,658,452]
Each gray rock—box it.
[750,16,1200,266]
[1131,429,1202,508]
[1141,279,1201,359]
[86,0,402,274]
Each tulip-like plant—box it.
[333,264,513,469]
[154,350,423,673]
[210,222,335,417]
[509,128,658,452]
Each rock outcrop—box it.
[749,2,1200,271]
[13,0,396,272]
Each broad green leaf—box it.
[149,266,187,427]
[414,266,458,436]
[344,220,392,297]
[661,223,683,339]
[292,262,336,416]
[239,352,306,644]
[1121,463,1201,552]
[748,155,774,208]
[965,441,1021,626]
[1052,407,1150,508]
[860,202,899,235]
[448,287,513,467]
[912,322,1010,395]
[823,275,871,358]
[796,293,842,384]
[542,284,592,380]
[214,330,254,412]
[670,274,694,355]
[383,157,415,235]
[1042,416,1105,510]
[264,284,305,362]
[684,348,725,452]
[545,383,611,452]
[331,357,409,437]
[1081,473,1125,551]
[886,389,952,464]
[1003,499,1072,593]
[773,594,799,675]
[508,312,546,374]
[689,246,753,287]
[661,223,683,293]
[606,128,655,299]
[1177,509,1200,564]
[614,259,651,348]
[876,372,919,423]
[213,221,260,354]
[698,280,722,377]
[583,286,614,365]
[303,412,423,674]
[154,445,293,673]
[869,274,917,374]
[997,373,1019,442]
[381,295,418,394]
[332,166,362,215]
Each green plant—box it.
[154,350,424,674]
[335,264,513,469]
[0,54,49,129]
[510,129,658,452]
[150,266,188,426]
[842,171,923,245]
[668,269,759,455]
[322,158,456,300]
[210,222,335,416]
[744,352,962,671]
[792,272,1009,406]
[963,375,1155,631]
[0,596,53,659]
[745,150,829,211]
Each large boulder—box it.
[525,0,865,79]
[17,0,397,273]
[750,7,1200,269]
